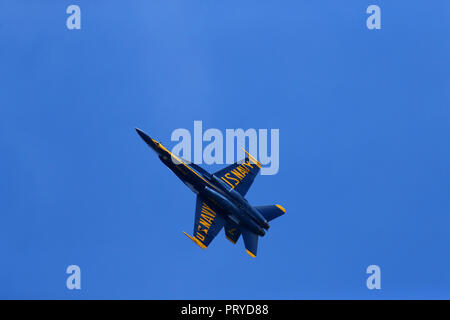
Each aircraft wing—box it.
[184,197,225,249]
[213,149,261,196]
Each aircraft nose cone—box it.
[135,127,148,140]
[135,128,159,151]
[135,127,152,143]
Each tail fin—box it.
[241,229,259,258]
[254,204,286,222]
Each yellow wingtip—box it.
[275,204,286,214]
[246,249,256,258]
[241,148,262,168]
[183,232,207,249]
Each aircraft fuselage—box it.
[135,128,269,236]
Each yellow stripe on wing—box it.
[183,232,207,249]
[275,204,286,213]
[241,148,262,168]
[246,249,256,258]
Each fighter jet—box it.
[135,128,286,257]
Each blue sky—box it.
[1,1,449,299]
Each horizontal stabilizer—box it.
[241,229,259,258]
[224,222,241,244]
[254,204,286,222]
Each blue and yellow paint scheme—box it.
[136,128,286,257]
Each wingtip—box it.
[246,249,256,258]
[275,204,286,214]
[240,148,262,168]
[183,232,207,249]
